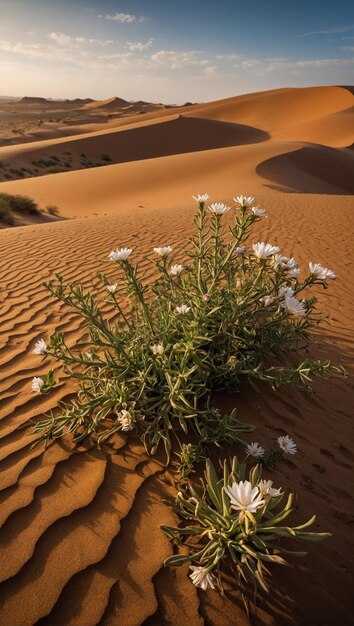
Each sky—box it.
[0,0,353,103]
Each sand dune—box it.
[0,86,353,625]
[257,143,354,194]
[82,96,130,110]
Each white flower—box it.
[252,207,266,218]
[189,566,216,591]
[106,284,118,294]
[170,264,184,276]
[309,262,336,280]
[258,480,283,498]
[117,409,134,431]
[151,343,164,355]
[261,295,274,306]
[234,246,247,255]
[234,195,254,208]
[192,193,209,203]
[202,293,209,301]
[85,352,93,361]
[33,339,47,355]
[289,267,300,278]
[153,246,173,256]
[109,247,132,262]
[252,242,280,259]
[245,442,265,458]
[273,254,289,270]
[208,202,231,214]
[282,295,306,317]
[31,377,45,393]
[176,304,191,314]
[224,480,265,513]
[278,286,294,299]
[278,435,297,455]
[286,257,298,270]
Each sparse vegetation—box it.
[0,192,62,226]
[46,205,60,216]
[162,457,330,610]
[0,192,40,215]
[31,194,342,459]
[46,166,69,174]
[0,196,16,225]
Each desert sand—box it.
[0,85,353,626]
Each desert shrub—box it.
[35,158,59,168]
[46,205,60,216]
[0,192,40,215]
[101,154,112,162]
[0,196,15,225]
[9,168,24,177]
[31,194,341,460]
[63,162,71,168]
[162,457,329,609]
[49,154,60,162]
[46,166,68,174]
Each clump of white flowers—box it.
[108,247,132,262]
[244,434,297,468]
[162,457,330,608]
[31,192,343,460]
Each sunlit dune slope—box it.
[0,85,352,211]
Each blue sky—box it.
[0,0,353,102]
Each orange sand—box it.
[0,86,353,626]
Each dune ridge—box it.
[0,86,353,625]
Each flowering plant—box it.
[31,194,342,461]
[162,457,330,608]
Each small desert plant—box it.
[46,166,68,174]
[9,168,24,177]
[0,192,40,215]
[0,196,15,225]
[31,194,342,460]
[101,153,112,162]
[46,205,60,216]
[161,456,330,610]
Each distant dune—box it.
[16,96,49,105]
[0,85,353,626]
[82,96,130,110]
[0,85,353,215]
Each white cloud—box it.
[0,39,151,71]
[215,53,242,61]
[263,57,354,71]
[295,24,354,38]
[104,12,136,23]
[203,65,219,76]
[241,58,262,68]
[341,46,354,52]
[151,50,206,69]
[48,32,113,47]
[126,39,153,52]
